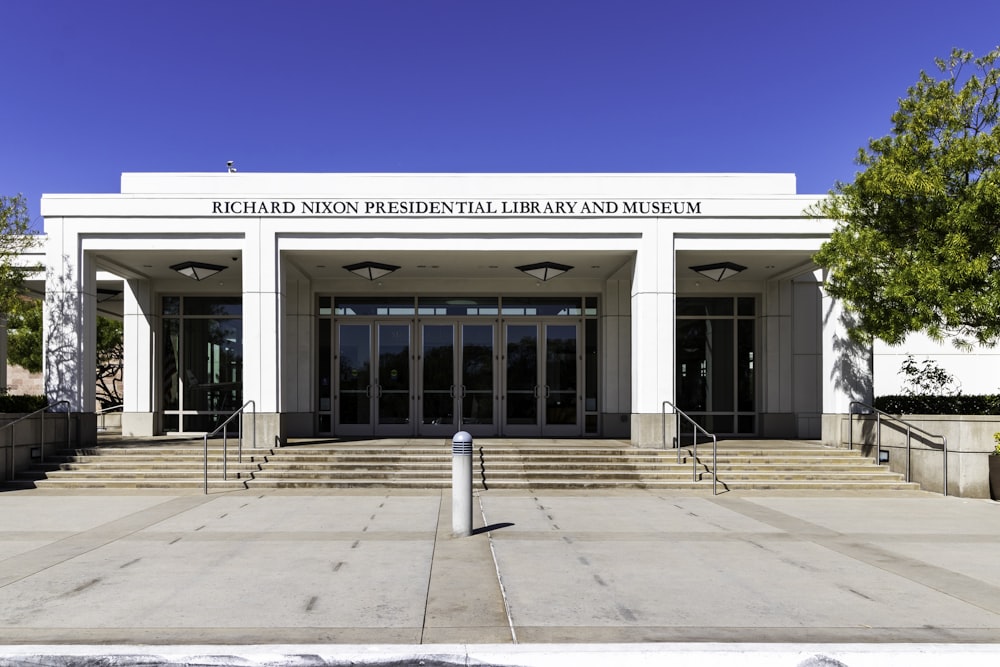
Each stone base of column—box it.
[631,413,669,448]
[121,412,155,437]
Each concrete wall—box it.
[0,412,75,481]
[827,413,999,498]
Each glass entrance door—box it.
[675,297,756,435]
[335,322,413,436]
[502,322,581,436]
[419,322,497,436]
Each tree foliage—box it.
[811,47,1000,347]
[0,194,39,317]
[7,298,43,373]
[7,298,123,407]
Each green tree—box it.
[7,298,43,373]
[0,195,39,317]
[811,47,1000,347]
[7,298,124,407]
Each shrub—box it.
[874,394,1000,415]
[0,394,50,413]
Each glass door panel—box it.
[504,323,539,432]
[544,324,579,428]
[376,323,412,432]
[461,324,495,432]
[336,323,372,434]
[421,324,456,429]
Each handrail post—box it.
[223,424,228,481]
[676,411,682,464]
[905,425,911,482]
[203,433,209,494]
[41,410,45,464]
[875,413,881,466]
[712,435,718,496]
[942,437,948,496]
[661,401,666,451]
[848,401,856,452]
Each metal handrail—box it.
[662,400,718,495]
[848,400,948,495]
[1,401,71,481]
[203,400,256,494]
[96,403,123,431]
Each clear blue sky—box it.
[3,0,999,231]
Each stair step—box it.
[19,439,922,492]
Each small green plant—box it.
[899,355,961,397]
[993,432,1000,456]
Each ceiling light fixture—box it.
[689,261,747,282]
[170,261,227,281]
[515,261,573,281]
[343,261,401,281]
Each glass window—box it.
[334,297,415,316]
[162,296,180,316]
[184,296,242,317]
[501,297,582,316]
[738,297,755,316]
[417,297,499,316]
[676,297,733,317]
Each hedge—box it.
[0,394,51,413]
[874,395,1000,415]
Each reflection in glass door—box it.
[420,323,496,436]
[503,322,580,436]
[335,322,413,435]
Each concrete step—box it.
[21,440,921,493]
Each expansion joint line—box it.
[478,492,517,644]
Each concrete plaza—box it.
[0,486,998,665]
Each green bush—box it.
[874,394,1000,415]
[0,394,49,413]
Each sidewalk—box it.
[0,487,998,664]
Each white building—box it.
[35,172,893,448]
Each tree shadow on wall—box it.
[824,298,876,444]
[42,257,86,414]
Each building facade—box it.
[39,172,869,447]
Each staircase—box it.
[19,438,921,492]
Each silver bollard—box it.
[452,431,473,537]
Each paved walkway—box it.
[0,486,998,664]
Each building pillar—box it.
[42,224,97,445]
[600,276,631,438]
[820,277,873,445]
[243,224,282,447]
[121,278,155,436]
[281,260,314,438]
[630,226,674,447]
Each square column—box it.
[630,226,675,447]
[242,224,282,447]
[121,278,155,436]
[42,223,97,445]
[820,278,873,445]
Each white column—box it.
[600,276,631,437]
[42,222,97,444]
[820,275,873,444]
[630,224,674,446]
[121,278,154,436]
[281,261,314,437]
[242,223,282,446]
